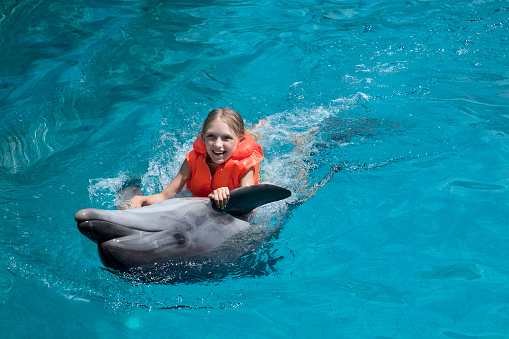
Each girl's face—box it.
[202,119,241,165]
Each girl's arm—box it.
[239,166,255,186]
[208,167,255,209]
[129,160,191,208]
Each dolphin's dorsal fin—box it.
[212,183,291,216]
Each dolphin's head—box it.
[75,198,251,269]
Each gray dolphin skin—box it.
[75,184,291,270]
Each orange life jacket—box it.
[185,135,263,197]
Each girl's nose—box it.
[213,138,223,148]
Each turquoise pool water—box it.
[1,0,509,337]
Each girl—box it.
[128,108,263,209]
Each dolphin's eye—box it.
[173,233,186,246]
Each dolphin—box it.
[75,184,291,270]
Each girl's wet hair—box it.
[202,108,245,137]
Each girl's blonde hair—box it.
[202,108,246,137]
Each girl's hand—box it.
[127,195,146,209]
[209,187,230,209]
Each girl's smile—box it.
[202,119,241,166]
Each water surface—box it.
[1,0,509,337]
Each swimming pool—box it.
[1,0,508,337]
